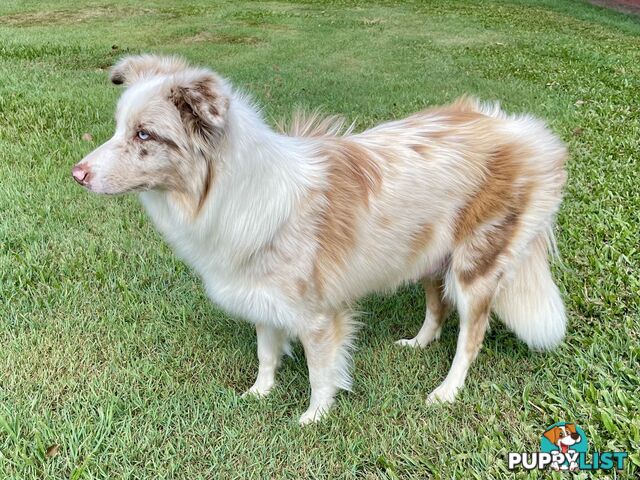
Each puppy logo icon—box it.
[507,421,628,472]
[540,422,587,471]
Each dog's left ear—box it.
[169,70,230,138]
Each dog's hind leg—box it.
[427,269,497,404]
[298,310,357,425]
[396,277,450,348]
[243,323,289,397]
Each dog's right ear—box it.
[110,55,190,86]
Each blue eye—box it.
[137,130,150,141]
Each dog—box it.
[543,423,582,471]
[72,55,567,424]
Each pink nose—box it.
[72,164,90,186]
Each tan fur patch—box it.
[296,278,308,297]
[167,190,194,215]
[165,161,215,219]
[379,215,392,228]
[405,97,490,144]
[196,161,215,215]
[410,143,432,157]
[409,223,435,261]
[307,311,352,351]
[312,140,382,292]
[417,98,486,125]
[454,142,533,284]
[465,296,491,356]
[440,111,485,125]
[422,277,448,326]
[155,134,181,152]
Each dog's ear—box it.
[565,423,577,434]
[169,70,230,138]
[110,55,189,86]
[543,427,561,445]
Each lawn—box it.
[0,0,638,478]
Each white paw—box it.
[298,404,332,426]
[426,382,459,404]
[395,338,422,348]
[395,330,440,348]
[241,382,274,399]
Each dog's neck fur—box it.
[139,91,320,268]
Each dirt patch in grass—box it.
[430,31,507,47]
[180,31,262,45]
[588,0,640,15]
[0,6,146,27]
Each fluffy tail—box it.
[492,232,566,351]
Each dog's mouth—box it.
[71,164,152,195]
[88,183,152,196]
[78,181,152,196]
[111,182,152,194]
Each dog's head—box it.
[543,423,581,447]
[72,55,229,205]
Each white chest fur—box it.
[138,185,309,333]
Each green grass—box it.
[0,0,639,478]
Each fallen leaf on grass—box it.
[46,444,60,458]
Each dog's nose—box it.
[571,433,580,440]
[72,164,90,186]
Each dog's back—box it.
[302,98,567,311]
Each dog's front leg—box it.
[298,312,354,425]
[243,323,288,397]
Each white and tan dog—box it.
[72,55,568,424]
